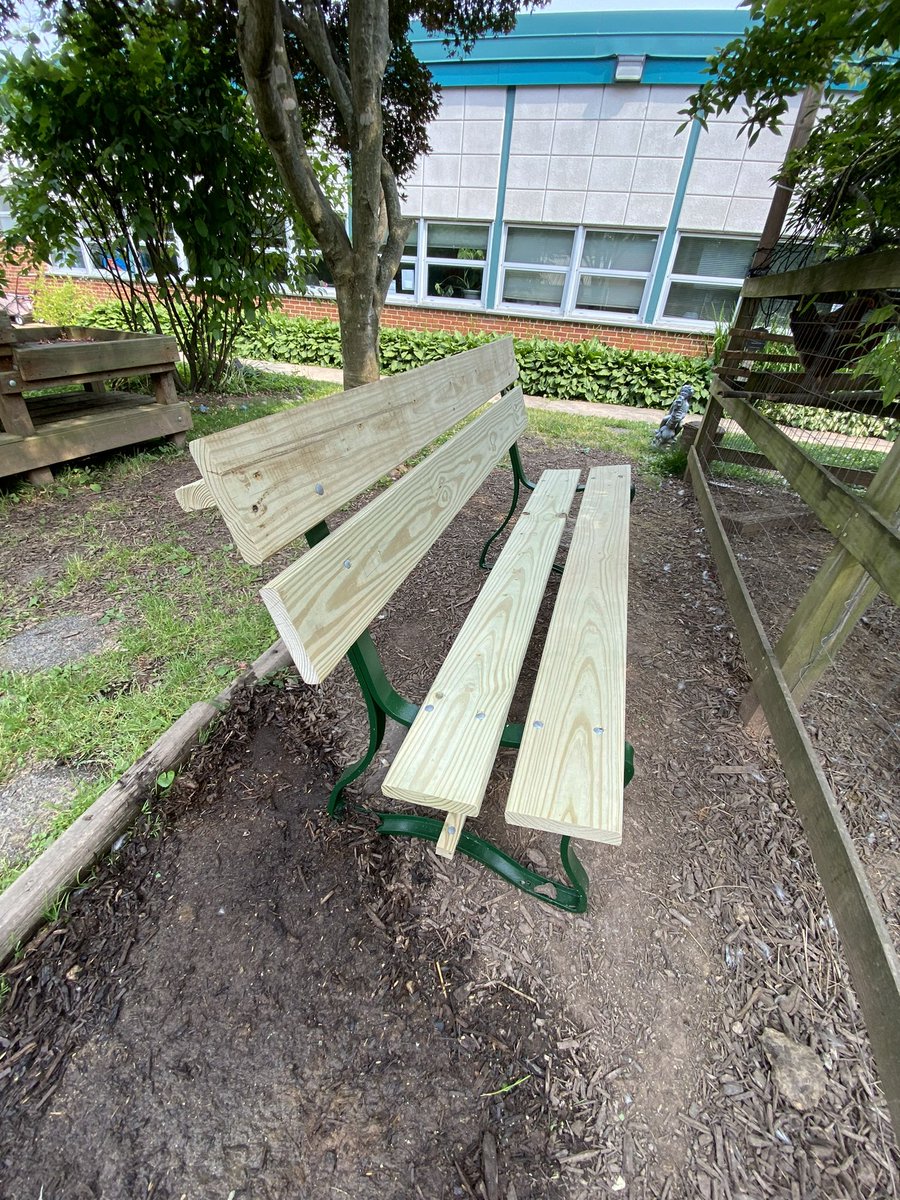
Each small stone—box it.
[760,1028,827,1111]
[611,1176,627,1192]
[525,848,548,869]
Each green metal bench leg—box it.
[374,811,589,913]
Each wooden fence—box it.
[687,246,900,1132]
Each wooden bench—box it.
[176,339,633,911]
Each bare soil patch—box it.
[1,438,897,1198]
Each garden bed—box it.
[0,431,897,1198]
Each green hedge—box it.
[233,313,711,409]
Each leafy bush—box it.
[32,278,94,327]
[235,314,710,409]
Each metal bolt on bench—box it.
[176,340,634,913]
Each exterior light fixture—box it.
[615,55,646,83]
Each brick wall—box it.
[15,271,710,356]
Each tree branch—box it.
[280,1,354,131]
[376,157,413,302]
[238,0,351,277]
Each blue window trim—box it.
[641,116,703,324]
[484,86,516,311]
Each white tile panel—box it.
[427,120,463,155]
[542,190,585,222]
[457,187,497,219]
[582,192,629,226]
[510,119,555,155]
[724,197,771,233]
[556,86,604,121]
[406,158,426,187]
[743,127,792,162]
[504,189,545,221]
[400,186,424,217]
[462,121,505,155]
[551,120,598,156]
[735,159,779,199]
[588,156,636,193]
[632,156,683,195]
[547,155,591,191]
[507,155,550,190]
[514,86,559,120]
[686,158,741,197]
[625,193,673,227]
[464,88,508,120]
[422,187,459,218]
[678,195,730,231]
[460,155,501,188]
[592,119,643,156]
[645,86,694,118]
[424,155,462,187]
[638,121,689,158]
[694,122,747,161]
[601,86,650,121]
[437,89,466,116]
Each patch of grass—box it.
[526,407,687,478]
[720,429,886,475]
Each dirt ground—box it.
[0,436,898,1199]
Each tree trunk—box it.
[337,283,381,388]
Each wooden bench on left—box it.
[176,339,633,912]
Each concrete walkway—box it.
[245,359,892,454]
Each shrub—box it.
[32,278,94,326]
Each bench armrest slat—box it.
[382,468,580,819]
[260,388,527,685]
[505,465,630,844]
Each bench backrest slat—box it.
[190,339,518,565]
[260,387,527,684]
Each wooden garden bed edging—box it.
[687,446,900,1133]
[0,639,292,967]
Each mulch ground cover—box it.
[0,435,897,1199]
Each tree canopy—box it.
[684,0,899,254]
[0,3,339,388]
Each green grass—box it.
[526,408,687,478]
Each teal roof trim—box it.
[411,9,752,87]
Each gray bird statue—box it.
[652,384,693,447]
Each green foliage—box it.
[235,314,711,407]
[0,7,341,390]
[31,278,94,327]
[683,0,899,253]
[758,399,895,441]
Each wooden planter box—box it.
[0,320,191,485]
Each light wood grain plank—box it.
[383,469,579,817]
[175,479,217,511]
[436,815,466,860]
[261,389,527,685]
[191,339,518,565]
[505,465,630,843]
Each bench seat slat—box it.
[382,468,580,821]
[190,339,518,563]
[260,388,527,686]
[505,465,630,844]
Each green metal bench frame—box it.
[307,444,634,914]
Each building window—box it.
[574,230,658,318]
[660,234,754,325]
[501,226,574,308]
[391,224,419,297]
[425,222,489,303]
[499,225,659,319]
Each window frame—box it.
[497,223,661,323]
[386,218,493,308]
[657,232,757,330]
